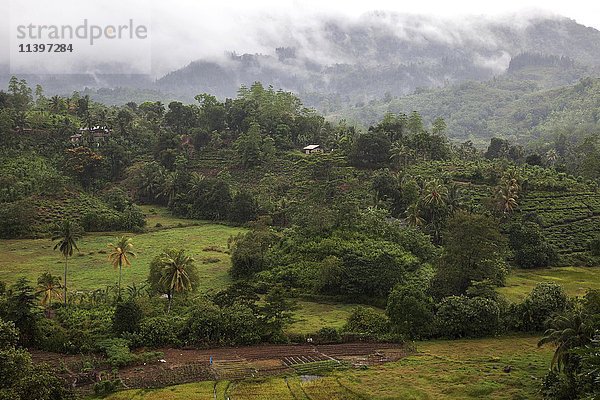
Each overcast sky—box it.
[3,0,600,76]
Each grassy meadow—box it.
[499,266,600,301]
[0,207,245,292]
[103,335,552,400]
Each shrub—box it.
[93,378,123,396]
[508,222,557,268]
[511,282,569,332]
[315,327,342,344]
[96,338,134,368]
[386,284,434,338]
[343,306,388,335]
[113,300,143,335]
[588,235,600,256]
[137,315,186,348]
[434,296,500,338]
[183,302,262,346]
[0,319,18,350]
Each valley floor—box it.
[99,335,551,400]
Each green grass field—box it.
[288,301,383,334]
[0,208,245,292]
[103,335,552,400]
[499,266,600,301]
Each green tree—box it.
[51,220,82,305]
[230,190,258,223]
[349,132,391,168]
[430,212,507,299]
[387,284,434,338]
[5,278,40,346]
[113,299,142,335]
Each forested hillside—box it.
[331,71,600,146]
[0,78,599,399]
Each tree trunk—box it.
[118,262,122,299]
[167,292,172,314]
[64,256,68,305]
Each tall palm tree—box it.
[36,272,62,307]
[158,249,197,313]
[52,220,82,305]
[108,236,136,298]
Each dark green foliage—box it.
[230,229,277,279]
[343,306,388,335]
[229,190,258,223]
[434,296,500,338]
[183,301,262,346]
[259,285,297,341]
[3,278,40,346]
[348,132,391,168]
[113,299,143,335]
[588,235,600,256]
[0,316,74,400]
[430,212,507,299]
[513,283,569,332]
[314,327,342,343]
[0,320,18,350]
[187,178,232,220]
[0,200,35,239]
[386,284,434,338]
[508,221,557,268]
[137,315,186,347]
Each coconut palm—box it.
[36,272,62,307]
[158,249,197,313]
[422,179,448,207]
[52,220,82,305]
[538,309,594,372]
[108,236,136,298]
[495,183,518,214]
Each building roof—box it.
[303,144,320,150]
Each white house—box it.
[303,144,323,154]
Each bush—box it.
[230,230,277,279]
[183,302,262,346]
[588,235,600,256]
[314,327,342,344]
[511,283,569,332]
[36,318,73,353]
[434,296,500,338]
[386,284,434,338]
[508,222,557,268]
[113,300,143,335]
[0,319,18,350]
[137,315,186,348]
[93,378,123,396]
[96,338,134,368]
[343,306,388,335]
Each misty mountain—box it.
[3,13,600,105]
[153,14,600,104]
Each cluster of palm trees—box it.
[48,219,198,309]
[404,177,463,243]
[50,220,135,305]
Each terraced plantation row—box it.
[520,190,600,262]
